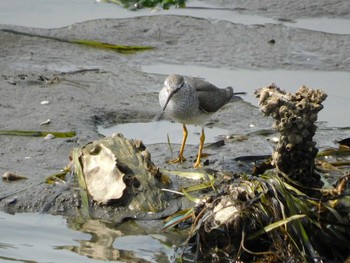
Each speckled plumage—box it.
[159,74,234,168]
[159,74,233,125]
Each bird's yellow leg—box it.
[168,124,187,164]
[194,128,205,168]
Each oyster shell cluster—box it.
[78,133,171,211]
[255,84,327,188]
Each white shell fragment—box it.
[40,100,50,105]
[81,143,126,204]
[40,119,51,125]
[213,200,239,225]
[44,134,55,140]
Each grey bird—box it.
[159,74,244,168]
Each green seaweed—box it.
[45,170,70,184]
[1,29,154,54]
[72,39,154,54]
[0,130,76,138]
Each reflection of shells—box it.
[2,172,28,181]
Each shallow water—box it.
[0,211,180,262]
[1,0,350,34]
[99,120,229,145]
[0,211,94,262]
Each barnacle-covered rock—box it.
[255,84,327,190]
[78,133,171,211]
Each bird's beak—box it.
[162,89,176,111]
[233,91,247,95]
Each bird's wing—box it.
[187,78,233,113]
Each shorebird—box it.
[159,74,242,168]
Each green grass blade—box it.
[45,170,69,184]
[0,130,76,138]
[182,181,215,193]
[248,214,306,240]
[160,169,211,180]
[166,134,174,157]
[317,148,350,157]
[162,208,193,230]
[72,148,90,217]
[72,39,154,54]
[264,214,306,233]
[0,29,153,55]
[181,186,200,203]
[295,219,319,260]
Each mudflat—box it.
[0,1,349,211]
